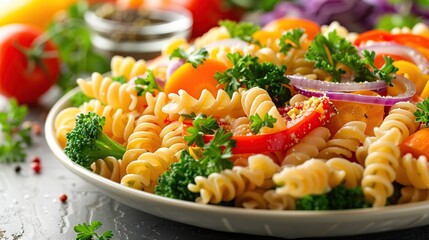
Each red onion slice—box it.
[166,59,185,80]
[294,75,416,106]
[359,42,429,74]
[288,75,388,92]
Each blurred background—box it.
[0,0,428,99]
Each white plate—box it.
[45,88,429,239]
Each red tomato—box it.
[0,24,60,104]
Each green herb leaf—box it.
[0,99,32,163]
[170,48,208,68]
[135,70,162,96]
[306,31,375,82]
[48,1,110,92]
[362,50,398,86]
[219,20,260,45]
[184,114,220,147]
[415,97,429,127]
[279,28,304,55]
[215,52,291,107]
[74,220,113,240]
[250,113,277,134]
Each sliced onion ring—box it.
[359,42,429,74]
[288,75,388,92]
[293,75,416,106]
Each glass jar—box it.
[84,3,193,60]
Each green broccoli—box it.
[64,112,125,169]
[155,128,235,201]
[296,184,371,210]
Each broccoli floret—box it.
[296,185,371,210]
[64,112,125,169]
[155,128,235,201]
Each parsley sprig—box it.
[170,48,209,68]
[415,97,429,127]
[306,31,398,84]
[250,113,277,134]
[279,28,304,55]
[362,50,398,86]
[214,52,291,107]
[219,20,260,45]
[184,114,220,147]
[135,70,162,96]
[74,220,113,240]
[0,99,32,163]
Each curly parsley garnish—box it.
[250,113,277,134]
[0,99,32,163]
[306,31,398,84]
[415,97,429,127]
[362,50,398,86]
[219,20,260,45]
[214,52,291,107]
[279,28,304,55]
[184,114,220,147]
[74,220,113,240]
[170,48,208,68]
[135,70,162,96]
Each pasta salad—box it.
[54,17,429,210]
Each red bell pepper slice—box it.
[203,96,337,154]
[354,30,429,49]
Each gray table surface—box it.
[1,89,429,240]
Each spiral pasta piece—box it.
[121,147,179,192]
[77,72,146,112]
[396,154,429,189]
[374,101,418,140]
[91,156,125,183]
[110,55,147,81]
[159,121,186,158]
[273,159,345,198]
[142,91,173,121]
[80,100,137,144]
[188,154,279,204]
[193,26,230,48]
[54,107,81,148]
[281,127,331,166]
[127,115,165,152]
[398,186,429,204]
[162,88,244,118]
[325,157,364,189]
[234,188,269,209]
[361,128,402,207]
[263,189,296,210]
[229,117,251,136]
[241,87,287,134]
[318,121,367,160]
[356,102,418,165]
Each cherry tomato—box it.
[0,24,60,104]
